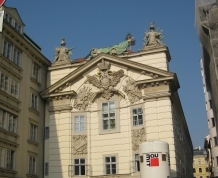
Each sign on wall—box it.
[0,0,6,7]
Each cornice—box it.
[48,61,85,71]
[42,90,76,99]
[41,54,173,96]
[3,22,51,68]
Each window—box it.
[102,102,115,130]
[105,156,116,175]
[6,149,14,170]
[8,114,17,133]
[212,117,215,127]
[74,158,86,176]
[193,168,196,173]
[135,154,140,172]
[4,13,13,26]
[45,162,49,176]
[10,79,19,98]
[30,124,37,142]
[206,167,209,172]
[13,48,21,66]
[44,127,49,139]
[200,176,203,178]
[33,63,40,82]
[0,72,9,93]
[31,93,38,110]
[29,156,36,174]
[0,109,7,129]
[132,108,143,126]
[216,157,218,166]
[14,22,21,33]
[214,137,218,146]
[198,159,201,164]
[199,168,202,172]
[0,147,5,168]
[74,115,85,132]
[3,40,12,59]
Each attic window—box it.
[4,13,13,26]
[15,22,21,33]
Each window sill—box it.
[0,128,19,138]
[30,77,41,86]
[29,108,40,115]
[99,129,120,135]
[0,167,17,174]
[0,54,23,72]
[26,173,38,178]
[27,140,39,146]
[132,124,144,129]
[0,89,21,103]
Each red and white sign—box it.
[146,153,159,167]
[0,0,6,7]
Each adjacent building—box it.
[41,24,193,178]
[0,5,50,178]
[193,147,210,178]
[195,0,218,177]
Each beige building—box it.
[0,5,50,178]
[41,24,193,178]
[193,147,210,178]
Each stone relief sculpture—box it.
[86,33,135,60]
[123,78,142,104]
[53,38,74,63]
[132,128,146,151]
[72,135,87,155]
[74,86,95,110]
[86,59,124,100]
[144,22,164,47]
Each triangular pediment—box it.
[4,6,25,26]
[41,54,178,98]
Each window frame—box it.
[0,72,9,93]
[74,158,86,176]
[3,39,12,60]
[44,127,49,139]
[211,117,215,127]
[31,93,38,111]
[132,107,144,126]
[32,63,40,82]
[13,47,22,66]
[29,156,36,175]
[30,123,37,142]
[104,156,117,175]
[45,162,49,176]
[134,154,140,172]
[74,115,86,133]
[6,149,15,170]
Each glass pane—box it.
[74,159,79,164]
[74,165,79,175]
[106,165,110,174]
[80,159,85,164]
[80,116,84,121]
[136,161,140,171]
[138,115,143,125]
[110,119,115,129]
[102,103,108,112]
[135,154,139,160]
[75,116,80,122]
[103,113,108,118]
[138,108,143,114]
[112,164,116,174]
[109,112,115,118]
[103,120,109,130]
[111,157,116,162]
[75,123,80,131]
[109,102,115,111]
[81,165,86,175]
[133,109,137,115]
[133,116,138,126]
[80,122,85,131]
[105,157,110,163]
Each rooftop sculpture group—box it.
[52,23,164,64]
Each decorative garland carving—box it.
[86,59,124,100]
[72,135,87,155]
[132,128,146,151]
[74,86,95,110]
[123,78,142,104]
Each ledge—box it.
[29,108,40,115]
[0,89,21,104]
[0,128,19,138]
[27,140,39,146]
[0,54,23,73]
[30,77,41,87]
[0,167,17,174]
[26,173,38,178]
[0,138,19,147]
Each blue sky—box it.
[5,0,207,148]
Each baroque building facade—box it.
[0,5,50,178]
[42,24,193,178]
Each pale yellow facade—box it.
[0,6,50,178]
[42,44,193,178]
[193,151,210,178]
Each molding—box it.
[0,90,21,104]
[41,54,173,96]
[0,99,21,113]
[42,90,76,99]
[29,108,40,115]
[143,91,171,100]
[0,128,19,138]
[0,167,18,174]
[26,174,38,178]
[27,140,39,147]
[0,138,19,147]
[30,77,41,87]
[49,105,72,112]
